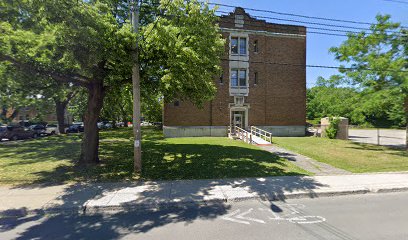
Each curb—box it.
[2,186,408,217]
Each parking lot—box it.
[348,129,406,148]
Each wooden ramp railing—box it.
[250,126,272,143]
[228,125,253,144]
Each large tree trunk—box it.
[55,100,67,134]
[79,80,105,165]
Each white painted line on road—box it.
[236,208,265,224]
[288,216,326,224]
[221,210,250,225]
[222,204,326,225]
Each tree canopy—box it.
[309,15,407,130]
[0,0,225,164]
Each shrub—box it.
[325,117,341,139]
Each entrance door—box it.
[233,113,243,129]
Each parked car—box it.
[104,122,113,129]
[98,121,113,130]
[66,124,84,133]
[45,124,58,135]
[0,125,37,141]
[28,124,46,136]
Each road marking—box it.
[288,216,326,224]
[236,208,265,224]
[222,204,326,225]
[221,210,250,225]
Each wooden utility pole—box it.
[131,0,142,172]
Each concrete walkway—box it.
[2,173,408,216]
[260,145,350,175]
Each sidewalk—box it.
[2,173,408,216]
[260,145,351,175]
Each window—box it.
[219,74,223,84]
[231,69,247,87]
[174,101,180,107]
[239,70,246,86]
[239,38,247,55]
[254,72,258,85]
[254,40,259,53]
[231,37,238,54]
[231,37,247,55]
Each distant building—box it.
[8,106,72,125]
[163,7,306,137]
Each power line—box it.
[218,15,364,35]
[208,2,408,28]
[216,10,402,34]
[383,0,408,4]
[222,58,408,73]
[217,18,404,38]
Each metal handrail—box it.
[250,126,272,143]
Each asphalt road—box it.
[348,129,406,148]
[1,192,408,240]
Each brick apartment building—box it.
[163,7,306,137]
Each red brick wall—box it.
[164,8,306,127]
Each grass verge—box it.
[273,137,408,173]
[0,127,309,185]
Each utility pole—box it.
[131,0,142,172]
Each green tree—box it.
[307,85,360,123]
[143,0,225,105]
[329,15,407,147]
[1,0,135,164]
[1,0,224,164]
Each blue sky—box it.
[212,0,408,87]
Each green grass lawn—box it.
[273,137,408,173]
[0,127,309,185]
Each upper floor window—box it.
[254,40,259,53]
[254,72,258,85]
[231,37,247,55]
[231,69,247,87]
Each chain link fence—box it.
[348,126,406,148]
[308,124,406,148]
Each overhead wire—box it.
[207,2,408,29]
[215,10,403,35]
[222,58,408,73]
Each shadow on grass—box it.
[1,127,306,185]
[0,128,327,238]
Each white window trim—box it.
[230,68,249,88]
[229,36,248,56]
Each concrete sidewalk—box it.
[2,173,408,216]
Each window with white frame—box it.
[231,37,247,55]
[231,69,247,87]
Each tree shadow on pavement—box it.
[0,127,326,238]
[0,174,325,239]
